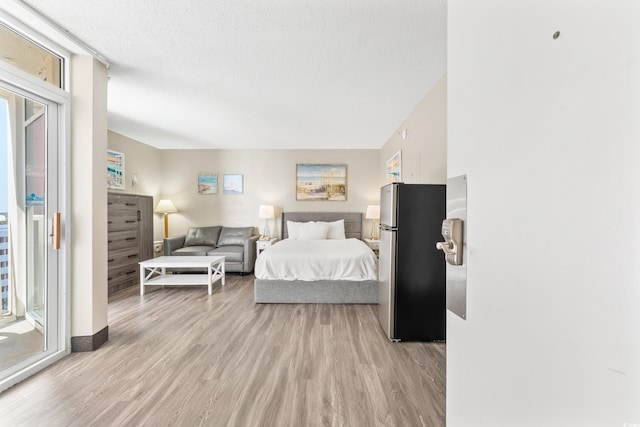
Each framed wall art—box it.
[386,150,402,183]
[198,173,218,194]
[296,164,347,201]
[223,174,243,195]
[107,149,125,190]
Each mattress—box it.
[254,238,378,281]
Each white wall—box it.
[380,75,447,185]
[448,1,640,426]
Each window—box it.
[0,23,63,89]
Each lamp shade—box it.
[155,199,177,214]
[365,205,380,220]
[258,205,275,219]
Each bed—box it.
[254,212,378,304]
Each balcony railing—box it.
[1,224,8,314]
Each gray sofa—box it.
[164,226,259,274]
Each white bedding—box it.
[254,238,378,281]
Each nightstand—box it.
[256,237,279,256]
[364,238,379,256]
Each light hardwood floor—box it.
[0,319,43,372]
[0,274,445,426]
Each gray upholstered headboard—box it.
[281,212,363,240]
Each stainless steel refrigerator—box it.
[378,183,446,341]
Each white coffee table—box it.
[139,256,225,295]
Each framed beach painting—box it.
[386,150,401,183]
[223,174,243,195]
[296,164,347,201]
[198,173,218,194]
[107,149,125,190]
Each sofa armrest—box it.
[242,235,260,273]
[164,235,186,255]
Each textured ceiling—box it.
[23,0,446,149]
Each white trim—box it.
[0,1,110,69]
[0,349,68,393]
[0,61,68,104]
[58,98,71,355]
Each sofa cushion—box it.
[184,226,222,247]
[172,245,215,256]
[217,227,253,246]
[208,246,243,263]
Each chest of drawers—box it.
[108,193,153,295]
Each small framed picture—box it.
[386,150,401,183]
[107,149,125,190]
[223,174,243,195]
[198,173,218,194]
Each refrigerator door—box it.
[378,227,397,340]
[380,183,398,228]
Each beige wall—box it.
[161,149,380,240]
[108,75,448,244]
[379,75,447,185]
[105,138,381,240]
[109,77,447,244]
[108,131,163,198]
[108,131,164,239]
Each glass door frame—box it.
[0,58,70,393]
[24,100,47,329]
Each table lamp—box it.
[365,205,380,240]
[155,199,178,238]
[258,205,275,238]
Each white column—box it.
[70,55,108,342]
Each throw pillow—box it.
[287,221,301,240]
[297,221,328,240]
[325,219,346,239]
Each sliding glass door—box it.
[0,81,66,391]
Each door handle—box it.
[53,212,61,250]
[435,218,463,266]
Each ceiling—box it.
[23,0,446,150]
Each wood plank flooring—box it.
[0,274,445,426]
[0,319,43,372]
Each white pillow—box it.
[298,221,328,240]
[287,221,301,240]
[325,219,346,240]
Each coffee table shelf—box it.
[139,256,225,295]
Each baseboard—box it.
[71,325,109,352]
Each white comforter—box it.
[254,238,378,281]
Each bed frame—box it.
[254,212,378,304]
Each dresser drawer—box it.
[108,229,138,250]
[108,193,138,207]
[108,217,138,232]
[108,272,138,294]
[108,263,139,281]
[108,248,139,268]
